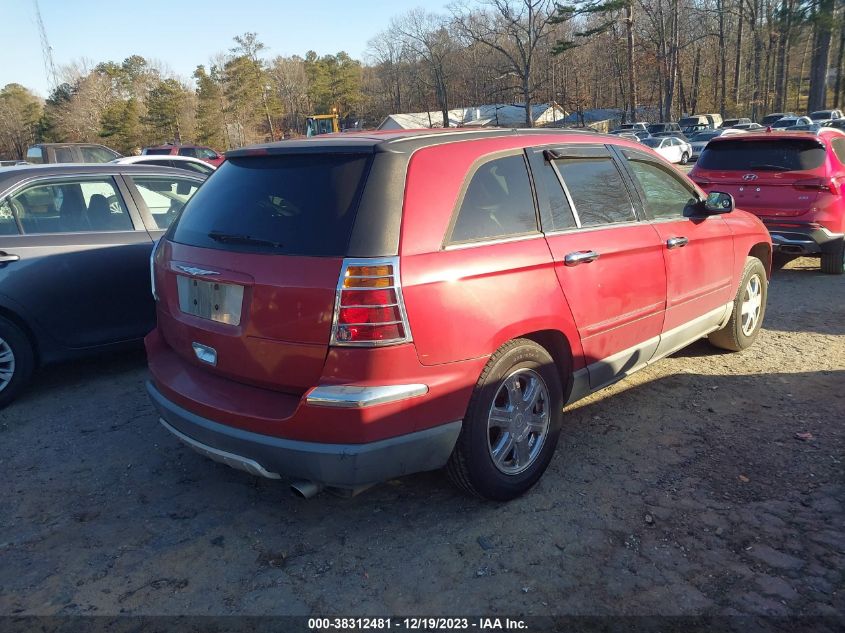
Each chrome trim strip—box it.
[444,232,544,251]
[306,384,429,408]
[160,418,281,479]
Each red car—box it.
[690,128,845,274]
[146,129,771,500]
[142,144,225,168]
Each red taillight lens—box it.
[331,260,411,346]
[339,305,402,325]
[794,178,837,194]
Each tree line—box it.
[0,0,842,160]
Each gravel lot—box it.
[0,257,842,619]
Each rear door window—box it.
[131,176,201,229]
[698,139,827,171]
[144,148,172,155]
[554,158,636,226]
[449,154,538,244]
[171,153,371,255]
[178,147,198,158]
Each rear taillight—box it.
[330,257,412,346]
[794,178,838,195]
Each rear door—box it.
[694,138,829,217]
[154,153,372,393]
[618,148,734,346]
[0,174,153,348]
[529,145,667,389]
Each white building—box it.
[378,103,566,130]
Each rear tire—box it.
[820,238,845,275]
[447,339,563,501]
[708,257,767,352]
[0,316,35,409]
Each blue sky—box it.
[3,0,450,98]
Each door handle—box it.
[0,252,19,263]
[564,250,600,266]
[666,237,689,249]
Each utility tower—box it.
[33,0,59,92]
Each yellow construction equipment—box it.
[306,113,340,137]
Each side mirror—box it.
[685,191,734,217]
[704,191,734,214]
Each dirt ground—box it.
[0,256,842,619]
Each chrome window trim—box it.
[542,220,642,238]
[444,231,545,251]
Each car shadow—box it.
[9,346,147,409]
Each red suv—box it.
[690,128,845,274]
[143,144,225,167]
[146,129,771,500]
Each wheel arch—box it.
[521,329,575,402]
[749,241,772,278]
[0,304,39,366]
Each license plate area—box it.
[177,276,244,325]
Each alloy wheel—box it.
[487,368,550,475]
[0,336,16,393]
[740,274,763,336]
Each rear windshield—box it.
[697,139,826,171]
[170,153,371,256]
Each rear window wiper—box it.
[208,230,283,248]
[748,163,792,171]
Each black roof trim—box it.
[226,127,604,158]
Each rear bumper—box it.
[765,223,843,255]
[147,380,462,487]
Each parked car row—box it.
[21,142,225,168]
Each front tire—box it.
[680,152,690,165]
[708,257,767,352]
[0,316,35,408]
[447,339,564,501]
[820,238,845,275]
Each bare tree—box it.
[453,0,556,126]
[391,10,456,126]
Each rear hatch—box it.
[691,137,828,217]
[155,151,372,393]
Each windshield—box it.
[810,112,832,120]
[697,139,826,171]
[772,119,797,127]
[170,153,371,256]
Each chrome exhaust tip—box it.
[290,480,324,499]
